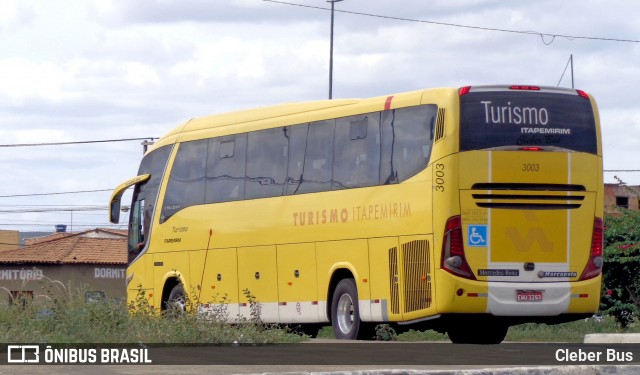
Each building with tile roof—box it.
[0,228,127,305]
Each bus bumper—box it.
[436,271,602,316]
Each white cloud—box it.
[0,58,67,103]
[601,109,640,178]
[123,62,162,87]
[0,0,19,24]
[0,0,35,28]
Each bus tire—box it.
[165,283,186,313]
[331,278,373,340]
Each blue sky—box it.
[0,0,638,232]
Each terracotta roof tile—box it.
[61,237,127,264]
[25,232,73,245]
[0,229,127,265]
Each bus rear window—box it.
[460,91,597,154]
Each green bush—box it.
[601,209,640,327]
[374,324,398,341]
[0,281,302,344]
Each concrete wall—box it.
[0,230,19,251]
[0,263,126,306]
[604,184,640,214]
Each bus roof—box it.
[148,88,446,153]
[146,85,588,154]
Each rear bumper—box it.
[486,278,601,316]
[436,270,601,316]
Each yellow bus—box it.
[110,85,603,344]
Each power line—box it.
[262,0,640,44]
[0,189,113,198]
[0,223,126,229]
[0,219,113,225]
[0,206,107,214]
[0,137,157,148]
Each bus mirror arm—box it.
[109,174,151,224]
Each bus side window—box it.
[285,124,309,195]
[246,127,288,199]
[162,140,207,221]
[206,134,248,203]
[296,120,335,194]
[381,105,437,184]
[333,112,381,189]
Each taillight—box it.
[441,216,476,280]
[459,86,471,96]
[576,89,590,100]
[580,217,604,280]
[520,147,543,151]
[509,85,540,91]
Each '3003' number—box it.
[435,163,445,192]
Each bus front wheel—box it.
[330,278,374,340]
[165,283,186,313]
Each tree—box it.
[601,209,640,327]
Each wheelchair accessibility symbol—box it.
[467,225,487,247]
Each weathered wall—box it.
[0,263,126,305]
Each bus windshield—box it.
[127,144,172,261]
[460,90,597,154]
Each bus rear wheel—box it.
[331,278,374,340]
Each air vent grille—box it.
[389,247,400,315]
[434,108,446,142]
[402,240,431,313]
[471,183,586,210]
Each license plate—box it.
[516,290,543,302]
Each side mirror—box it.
[109,174,150,224]
[110,199,121,224]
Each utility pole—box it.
[327,0,343,100]
[141,139,154,154]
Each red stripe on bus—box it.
[384,96,394,110]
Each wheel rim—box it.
[174,298,185,311]
[168,297,185,311]
[336,293,355,335]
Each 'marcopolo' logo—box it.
[7,345,40,363]
[538,271,577,278]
